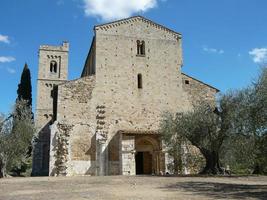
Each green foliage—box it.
[252,68,267,174]
[252,67,267,134]
[160,112,186,174]
[221,134,256,174]
[161,68,267,175]
[0,100,35,178]
[221,67,267,174]
[8,63,34,176]
[17,63,32,107]
[160,101,230,175]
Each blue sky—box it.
[0,0,267,114]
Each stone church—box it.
[32,16,218,176]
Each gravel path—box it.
[0,176,266,200]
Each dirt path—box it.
[0,176,266,200]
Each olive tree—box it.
[221,67,267,174]
[161,68,267,175]
[160,112,186,174]
[160,94,237,175]
[237,67,267,173]
[0,100,34,178]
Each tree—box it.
[161,68,267,175]
[160,112,205,174]
[221,68,267,174]
[0,100,35,178]
[161,95,236,175]
[238,67,267,173]
[160,113,186,174]
[17,63,32,108]
[10,63,34,175]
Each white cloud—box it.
[6,67,16,74]
[83,0,159,21]
[249,48,267,64]
[203,46,224,54]
[0,56,16,63]
[0,34,10,44]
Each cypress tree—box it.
[9,63,34,176]
[17,63,32,107]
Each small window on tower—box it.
[141,41,145,55]
[137,74,142,89]
[50,61,57,73]
[137,40,141,55]
[137,40,145,56]
[185,80,190,85]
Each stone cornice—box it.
[94,16,182,40]
[182,73,220,92]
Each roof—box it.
[182,72,220,92]
[94,16,181,39]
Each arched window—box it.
[137,74,142,89]
[50,61,57,73]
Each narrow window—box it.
[137,74,142,89]
[141,41,145,55]
[53,62,57,73]
[50,61,57,73]
[185,80,190,85]
[137,40,145,56]
[50,64,53,72]
[137,40,141,55]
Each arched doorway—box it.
[135,136,160,175]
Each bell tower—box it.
[32,42,69,176]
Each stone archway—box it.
[135,136,160,175]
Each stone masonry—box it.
[32,16,219,176]
[32,42,69,176]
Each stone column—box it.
[153,151,165,175]
[162,141,173,174]
[49,122,58,176]
[96,132,107,176]
[164,151,173,174]
[120,135,136,175]
[95,105,107,176]
[181,143,189,175]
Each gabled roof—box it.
[94,16,181,39]
[182,72,220,92]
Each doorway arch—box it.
[135,136,160,175]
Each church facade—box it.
[32,16,218,176]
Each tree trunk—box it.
[0,168,3,178]
[253,163,263,174]
[0,159,6,178]
[199,149,223,175]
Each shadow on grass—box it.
[161,181,267,200]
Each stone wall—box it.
[50,76,97,176]
[182,73,218,107]
[46,17,219,176]
[120,135,136,175]
[81,37,96,77]
[32,42,69,176]
[91,17,192,175]
[94,17,190,130]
